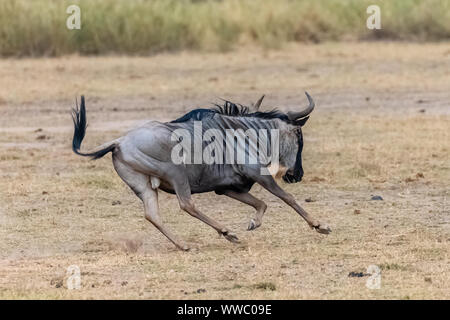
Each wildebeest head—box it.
[170,91,315,184]
[280,92,315,184]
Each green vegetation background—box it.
[0,0,449,56]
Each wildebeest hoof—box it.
[223,231,240,243]
[247,219,261,231]
[314,224,331,234]
[177,244,191,251]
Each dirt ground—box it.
[0,42,449,299]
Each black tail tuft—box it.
[71,96,115,160]
[72,96,87,155]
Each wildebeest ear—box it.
[296,116,309,126]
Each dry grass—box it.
[0,42,449,299]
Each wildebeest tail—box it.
[72,95,117,160]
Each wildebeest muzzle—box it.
[282,169,303,183]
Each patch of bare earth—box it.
[0,43,449,299]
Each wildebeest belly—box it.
[157,164,255,195]
[188,164,254,194]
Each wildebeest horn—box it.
[287,91,315,120]
[253,95,265,110]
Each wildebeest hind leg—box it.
[172,178,240,244]
[223,190,267,231]
[112,157,190,251]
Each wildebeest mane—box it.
[171,99,291,124]
[170,108,216,123]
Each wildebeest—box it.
[72,92,331,250]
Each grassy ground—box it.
[1,0,449,56]
[0,42,449,299]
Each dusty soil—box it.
[0,42,449,299]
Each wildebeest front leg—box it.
[223,190,267,231]
[256,176,331,234]
[172,179,240,244]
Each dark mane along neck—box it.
[170,99,290,123]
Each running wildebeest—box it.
[72,92,331,250]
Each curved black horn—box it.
[287,92,315,120]
[253,95,265,110]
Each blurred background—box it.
[0,0,449,56]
